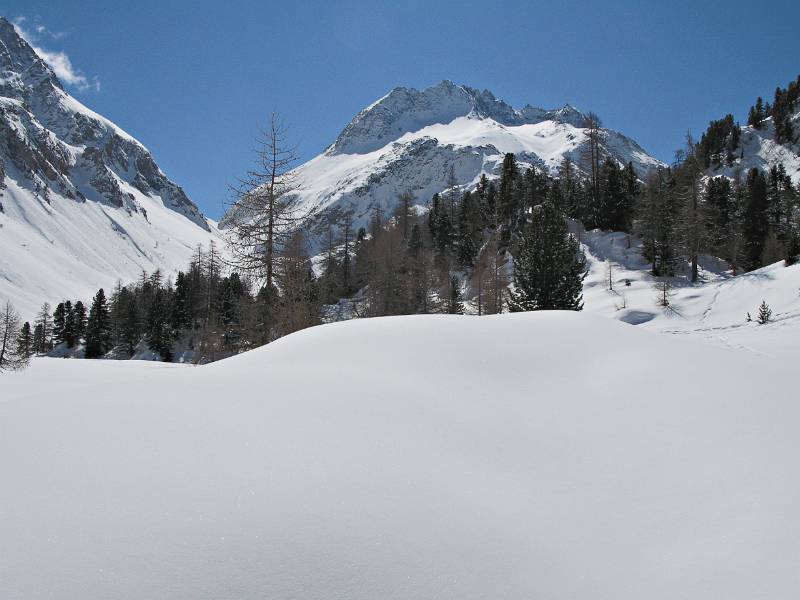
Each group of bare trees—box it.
[0,301,31,371]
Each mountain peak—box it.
[328,81,588,156]
[0,16,63,97]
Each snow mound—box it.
[2,312,799,599]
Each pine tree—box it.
[497,153,519,247]
[62,300,76,347]
[16,321,34,359]
[742,168,769,271]
[757,300,772,324]
[34,302,52,354]
[748,97,765,129]
[146,286,173,361]
[52,302,66,346]
[508,200,587,311]
[676,137,705,282]
[456,190,478,269]
[85,289,111,359]
[170,271,193,331]
[446,274,465,315]
[598,158,633,232]
[636,168,680,276]
[785,229,800,266]
[73,301,87,343]
[621,162,639,233]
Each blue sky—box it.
[5,0,800,219]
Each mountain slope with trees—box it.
[0,17,221,319]
[221,80,663,246]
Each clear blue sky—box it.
[5,0,799,219]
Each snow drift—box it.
[2,311,799,599]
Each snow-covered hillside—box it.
[0,17,220,318]
[710,109,800,185]
[222,80,663,244]
[578,227,800,360]
[2,311,799,599]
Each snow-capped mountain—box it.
[0,17,220,318]
[242,80,663,241]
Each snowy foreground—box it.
[2,312,800,599]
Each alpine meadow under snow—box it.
[2,311,800,600]
[2,6,800,600]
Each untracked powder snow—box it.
[2,312,799,599]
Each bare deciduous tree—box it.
[0,301,28,372]
[226,113,306,292]
[582,112,603,219]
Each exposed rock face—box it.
[328,80,590,156]
[0,17,219,318]
[0,17,208,228]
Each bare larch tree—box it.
[226,113,306,293]
[0,300,28,372]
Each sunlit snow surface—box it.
[2,308,799,599]
[579,228,800,361]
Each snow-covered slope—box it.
[222,81,663,242]
[2,311,799,599]
[709,109,800,184]
[577,226,800,360]
[0,17,220,318]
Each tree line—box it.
[3,86,799,369]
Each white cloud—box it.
[12,17,99,92]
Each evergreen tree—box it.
[757,300,772,324]
[742,168,769,271]
[508,200,587,311]
[598,158,627,231]
[621,162,639,233]
[146,286,173,361]
[748,97,765,129]
[34,302,52,354]
[52,302,66,346]
[118,287,142,356]
[637,168,680,276]
[446,274,465,315]
[676,137,705,282]
[170,271,193,331]
[32,323,44,356]
[456,190,478,269]
[497,153,519,248]
[16,321,34,359]
[84,289,111,359]
[62,300,77,347]
[73,301,87,343]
